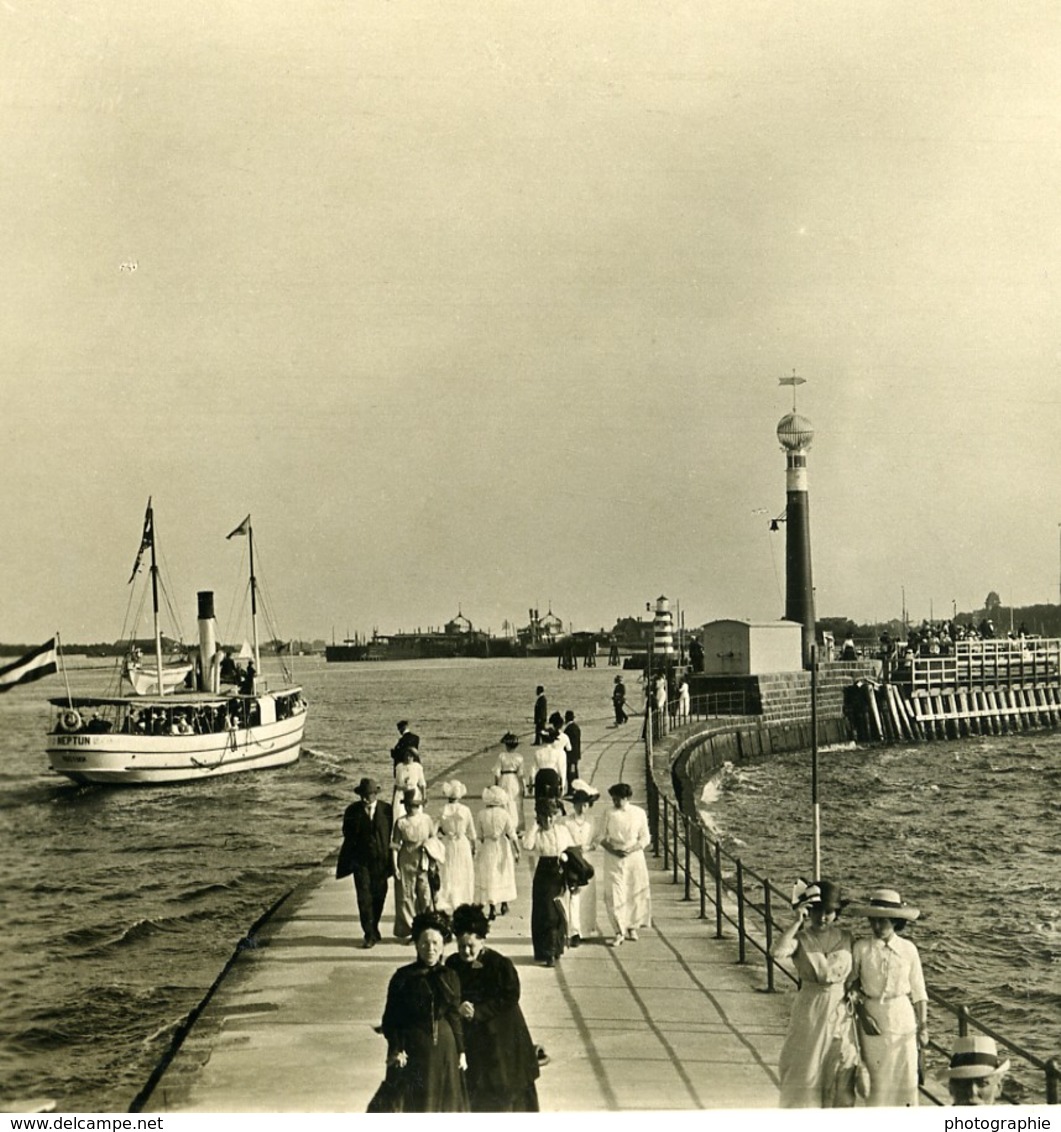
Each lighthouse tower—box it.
[777,409,816,668]
[652,595,675,659]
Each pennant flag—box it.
[0,638,58,693]
[778,374,806,387]
[226,514,251,540]
[128,498,154,583]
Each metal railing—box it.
[640,691,747,741]
[643,729,1060,1106]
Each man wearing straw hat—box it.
[336,778,394,949]
[947,1036,1010,1106]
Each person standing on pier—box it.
[336,778,393,949]
[391,720,421,766]
[392,745,427,822]
[563,780,600,947]
[562,710,581,786]
[437,781,476,914]
[770,880,857,1107]
[493,732,526,834]
[476,786,520,921]
[848,888,928,1107]
[612,674,628,725]
[533,686,548,745]
[391,791,438,941]
[947,1036,1010,1106]
[599,783,651,947]
[522,798,574,967]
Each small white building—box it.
[699,619,803,676]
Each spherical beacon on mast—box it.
[776,374,816,668]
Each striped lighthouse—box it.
[652,595,675,658]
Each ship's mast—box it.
[147,500,164,693]
[248,519,261,682]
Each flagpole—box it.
[57,631,73,707]
[811,643,821,878]
[248,519,260,685]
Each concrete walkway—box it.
[140,715,791,1112]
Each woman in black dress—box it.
[377,909,470,1112]
[521,798,574,967]
[447,903,540,1111]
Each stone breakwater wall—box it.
[653,661,878,815]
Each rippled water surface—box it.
[699,732,1061,1098]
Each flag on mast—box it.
[778,374,806,387]
[0,638,58,693]
[128,497,153,583]
[227,515,251,540]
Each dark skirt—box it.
[392,1020,469,1112]
[530,856,567,962]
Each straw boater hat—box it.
[482,785,509,807]
[442,780,467,800]
[354,777,381,798]
[948,1036,1011,1081]
[791,879,844,913]
[847,888,920,920]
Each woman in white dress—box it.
[493,732,526,834]
[562,780,601,946]
[476,786,520,920]
[848,888,928,1107]
[436,780,476,912]
[599,782,651,946]
[392,746,427,824]
[390,790,437,940]
[770,880,858,1107]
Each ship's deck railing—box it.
[641,726,1060,1106]
[900,637,1061,690]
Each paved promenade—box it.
[140,714,790,1112]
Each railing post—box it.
[672,806,679,884]
[683,813,691,901]
[1047,1058,1060,1105]
[957,1004,969,1038]
[661,800,669,868]
[698,826,706,919]
[764,881,775,992]
[736,858,747,964]
[714,839,724,939]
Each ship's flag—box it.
[226,514,251,540]
[778,374,806,387]
[128,497,154,583]
[0,638,58,693]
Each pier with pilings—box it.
[847,637,1061,742]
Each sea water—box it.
[0,656,1057,1109]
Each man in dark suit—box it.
[390,719,421,766]
[533,686,547,745]
[562,709,581,787]
[336,778,394,947]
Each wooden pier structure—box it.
[848,637,1061,742]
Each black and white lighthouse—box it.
[776,402,816,668]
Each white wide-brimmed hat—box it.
[847,888,920,920]
[481,785,509,808]
[441,780,467,800]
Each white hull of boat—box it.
[46,713,305,785]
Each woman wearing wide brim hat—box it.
[493,733,526,834]
[562,780,601,947]
[770,879,858,1107]
[476,785,520,921]
[849,888,929,1107]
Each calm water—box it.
[0,656,620,1112]
[699,733,1061,1099]
[2,658,1058,1109]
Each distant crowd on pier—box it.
[835,618,1038,664]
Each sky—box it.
[3,0,1061,645]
